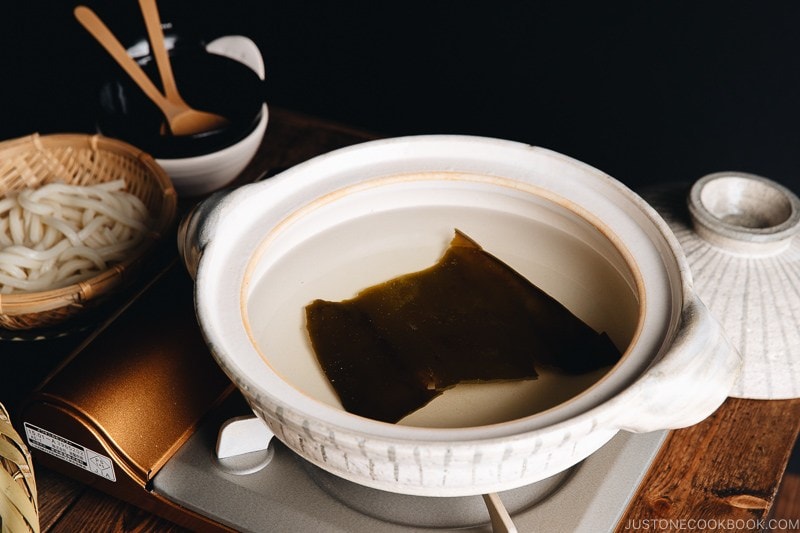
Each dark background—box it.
[5,0,800,483]
[2,1,800,190]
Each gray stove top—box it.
[152,409,666,533]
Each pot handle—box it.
[177,188,234,280]
[609,294,742,433]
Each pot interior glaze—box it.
[243,172,642,428]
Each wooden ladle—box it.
[74,5,229,137]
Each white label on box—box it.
[24,422,116,482]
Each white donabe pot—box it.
[179,135,741,497]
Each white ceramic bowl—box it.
[156,36,268,197]
[179,135,741,497]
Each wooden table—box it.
[3,109,799,532]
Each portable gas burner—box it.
[18,261,666,532]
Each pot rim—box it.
[194,134,694,444]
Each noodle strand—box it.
[0,181,151,293]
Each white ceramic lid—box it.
[647,171,800,399]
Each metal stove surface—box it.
[152,408,666,533]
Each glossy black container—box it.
[97,42,265,159]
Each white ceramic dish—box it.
[647,172,800,399]
[156,35,268,197]
[179,135,741,497]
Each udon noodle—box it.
[0,180,151,294]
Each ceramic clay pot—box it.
[179,135,741,497]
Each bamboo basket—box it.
[0,133,177,331]
[0,403,38,533]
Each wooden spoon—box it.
[137,0,229,136]
[74,5,229,137]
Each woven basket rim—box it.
[0,133,177,316]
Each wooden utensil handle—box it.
[74,6,178,116]
[138,0,185,105]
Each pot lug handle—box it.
[609,295,742,433]
[177,189,234,280]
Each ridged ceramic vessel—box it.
[646,172,800,400]
[180,136,740,497]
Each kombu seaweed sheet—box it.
[305,230,621,423]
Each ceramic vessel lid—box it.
[646,172,800,400]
